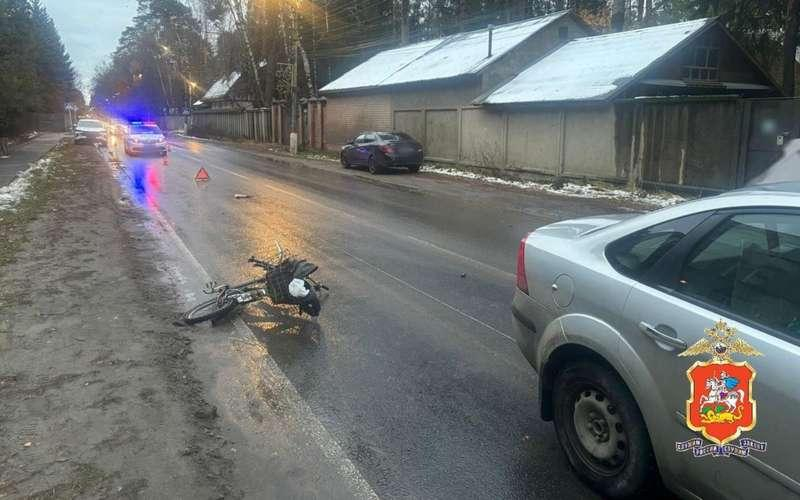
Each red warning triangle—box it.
[194,167,210,181]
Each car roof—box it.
[725,182,800,195]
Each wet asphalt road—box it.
[109,135,643,499]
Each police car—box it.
[124,121,167,157]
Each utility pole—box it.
[291,41,298,133]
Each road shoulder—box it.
[0,144,236,498]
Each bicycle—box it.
[182,243,328,325]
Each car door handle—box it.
[638,321,687,350]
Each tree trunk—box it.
[644,0,653,26]
[400,0,409,44]
[783,0,800,96]
[610,0,626,32]
[227,0,264,105]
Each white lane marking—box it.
[205,163,251,180]
[340,247,515,343]
[106,156,379,500]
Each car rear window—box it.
[131,125,161,134]
[78,120,102,127]
[378,133,413,141]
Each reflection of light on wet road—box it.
[126,158,164,211]
[187,141,204,154]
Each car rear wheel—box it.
[553,362,657,498]
[407,164,421,173]
[368,156,383,175]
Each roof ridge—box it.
[569,17,712,44]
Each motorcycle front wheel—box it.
[182,296,238,325]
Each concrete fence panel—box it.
[460,108,505,167]
[393,110,425,145]
[563,106,616,179]
[425,110,458,160]
[506,109,561,174]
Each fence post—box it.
[558,110,566,176]
[735,99,751,187]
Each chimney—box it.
[487,24,494,58]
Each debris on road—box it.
[23,442,32,447]
[233,193,250,199]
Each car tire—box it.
[340,153,350,169]
[552,361,657,499]
[408,164,421,173]
[368,156,383,175]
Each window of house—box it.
[681,46,720,82]
[558,26,568,41]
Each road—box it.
[106,135,643,499]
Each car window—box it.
[131,125,161,134]
[78,120,102,128]
[354,134,367,144]
[379,133,410,141]
[606,213,709,280]
[677,213,800,337]
[365,133,377,142]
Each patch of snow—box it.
[0,157,54,211]
[420,164,686,208]
[481,18,712,104]
[304,154,338,162]
[321,11,569,92]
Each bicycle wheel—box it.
[182,296,238,325]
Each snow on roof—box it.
[480,18,713,104]
[320,10,571,93]
[202,71,242,101]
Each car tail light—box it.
[380,145,395,154]
[516,234,530,294]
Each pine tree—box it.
[0,0,38,135]
[30,0,78,112]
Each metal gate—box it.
[742,98,800,182]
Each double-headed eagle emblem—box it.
[678,320,762,362]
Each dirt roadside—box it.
[0,144,238,498]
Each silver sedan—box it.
[512,183,800,499]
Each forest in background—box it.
[0,0,81,136]
[1,0,796,129]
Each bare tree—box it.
[610,0,625,32]
[400,0,410,44]
[226,0,264,105]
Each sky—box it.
[43,0,140,102]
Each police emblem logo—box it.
[675,320,768,457]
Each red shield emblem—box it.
[686,361,756,445]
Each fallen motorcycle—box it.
[182,244,328,325]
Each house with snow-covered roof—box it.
[319,10,593,151]
[322,14,779,190]
[470,17,779,188]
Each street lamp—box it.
[187,80,197,109]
